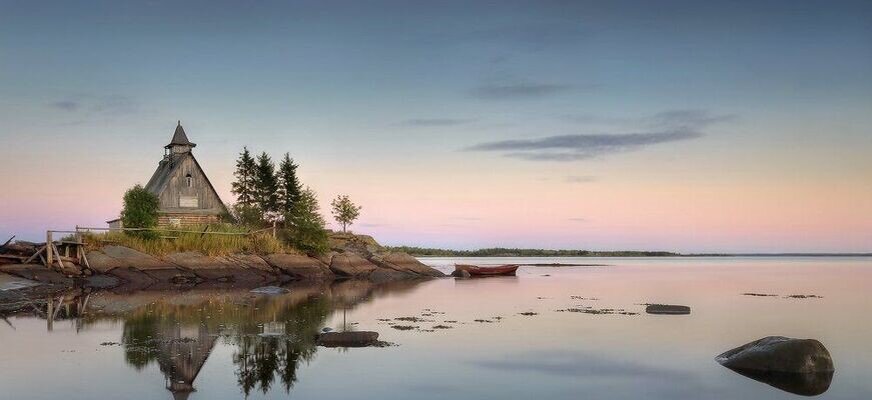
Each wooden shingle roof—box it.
[165,121,196,149]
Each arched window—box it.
[185,174,193,187]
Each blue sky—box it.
[1,1,871,252]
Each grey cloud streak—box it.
[467,129,701,161]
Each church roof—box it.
[165,121,196,149]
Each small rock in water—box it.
[317,331,380,347]
[249,286,289,295]
[645,304,691,315]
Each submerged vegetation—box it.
[385,246,680,257]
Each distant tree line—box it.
[384,246,680,257]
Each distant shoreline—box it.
[388,246,872,258]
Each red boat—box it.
[454,264,519,277]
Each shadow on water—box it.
[724,368,834,396]
[4,279,429,399]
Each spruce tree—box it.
[254,151,279,216]
[277,153,303,216]
[231,147,257,206]
[285,187,329,255]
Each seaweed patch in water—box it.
[390,325,418,331]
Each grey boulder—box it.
[716,336,834,374]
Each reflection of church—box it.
[156,323,218,400]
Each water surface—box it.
[1,257,870,399]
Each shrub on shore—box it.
[120,185,159,239]
[83,223,285,256]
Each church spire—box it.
[165,121,196,153]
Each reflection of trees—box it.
[231,296,329,396]
[10,278,431,398]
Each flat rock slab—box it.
[330,253,378,276]
[228,254,276,273]
[107,267,158,291]
[163,252,240,269]
[0,264,72,285]
[190,267,272,284]
[317,331,380,347]
[86,250,127,273]
[264,254,333,280]
[83,274,122,289]
[646,304,691,315]
[377,252,445,277]
[100,245,177,270]
[716,336,834,374]
[0,273,41,291]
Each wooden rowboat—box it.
[454,264,519,277]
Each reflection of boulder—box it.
[726,368,834,396]
[717,336,835,396]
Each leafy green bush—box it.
[120,184,159,239]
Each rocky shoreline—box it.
[0,232,444,296]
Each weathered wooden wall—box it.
[156,155,225,215]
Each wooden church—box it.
[109,122,227,228]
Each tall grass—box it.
[81,224,286,256]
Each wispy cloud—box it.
[49,100,80,111]
[468,130,701,161]
[568,217,588,222]
[466,110,733,162]
[470,82,577,100]
[47,94,138,117]
[400,118,474,127]
[565,175,597,183]
[564,109,736,130]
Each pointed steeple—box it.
[165,121,196,153]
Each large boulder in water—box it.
[716,336,834,374]
[716,336,834,396]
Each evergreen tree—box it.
[330,194,361,233]
[276,153,303,216]
[285,187,329,255]
[231,147,257,206]
[254,152,279,216]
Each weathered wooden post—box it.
[46,298,53,331]
[45,231,53,268]
[272,220,277,238]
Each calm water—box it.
[1,257,870,400]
